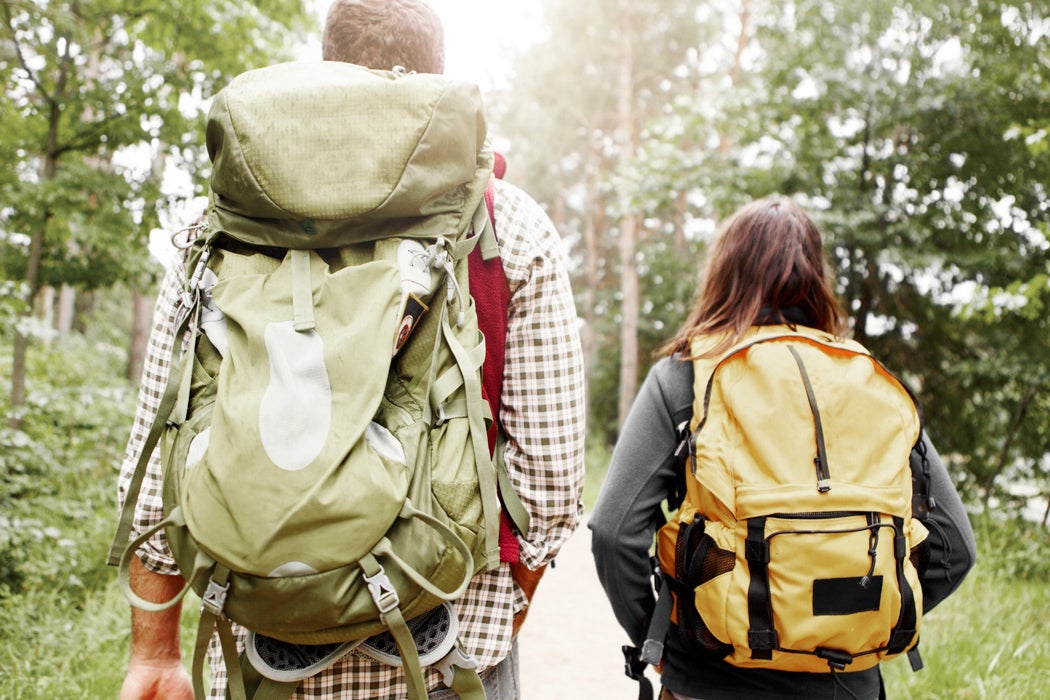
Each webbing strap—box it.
[787,345,832,493]
[431,340,489,415]
[245,668,299,700]
[473,198,499,261]
[107,317,191,567]
[192,566,247,700]
[251,680,300,700]
[887,515,920,656]
[745,517,777,659]
[217,615,247,700]
[359,553,428,700]
[621,645,655,700]
[494,433,530,536]
[290,249,316,332]
[441,310,501,569]
[639,569,674,665]
[115,510,202,613]
[448,664,486,700]
[450,221,483,261]
[373,509,473,601]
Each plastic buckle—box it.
[363,567,400,614]
[434,645,477,687]
[201,578,229,616]
[816,647,854,671]
[622,645,646,681]
[434,404,448,427]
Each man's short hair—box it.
[322,0,445,74]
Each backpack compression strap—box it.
[107,233,215,566]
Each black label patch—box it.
[812,576,883,616]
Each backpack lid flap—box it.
[206,61,492,247]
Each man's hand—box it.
[120,556,193,699]
[120,658,193,700]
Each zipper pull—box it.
[814,456,831,493]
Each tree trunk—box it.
[615,0,640,431]
[39,285,56,338]
[581,131,602,412]
[719,0,751,155]
[128,289,154,382]
[8,167,51,430]
[8,30,66,429]
[56,284,76,337]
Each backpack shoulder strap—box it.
[468,169,530,542]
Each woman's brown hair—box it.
[661,195,848,359]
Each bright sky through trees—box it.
[307,1,542,88]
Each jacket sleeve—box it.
[912,431,977,612]
[589,359,693,645]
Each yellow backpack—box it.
[649,324,926,675]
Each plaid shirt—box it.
[117,179,586,698]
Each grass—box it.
[0,582,131,698]
[882,561,1050,698]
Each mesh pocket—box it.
[680,601,734,656]
[673,515,735,656]
[681,526,735,588]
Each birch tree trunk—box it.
[615,0,641,431]
[580,131,603,411]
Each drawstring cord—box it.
[424,239,467,327]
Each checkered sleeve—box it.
[115,254,187,575]
[493,180,587,569]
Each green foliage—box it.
[0,0,315,294]
[516,0,1050,508]
[0,330,135,595]
[0,284,155,697]
[971,514,1050,582]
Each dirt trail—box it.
[517,518,659,699]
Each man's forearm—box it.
[127,555,185,661]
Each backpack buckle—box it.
[201,577,230,616]
[621,645,647,681]
[363,567,401,614]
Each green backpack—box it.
[109,61,517,700]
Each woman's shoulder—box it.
[652,354,694,382]
[645,355,696,415]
